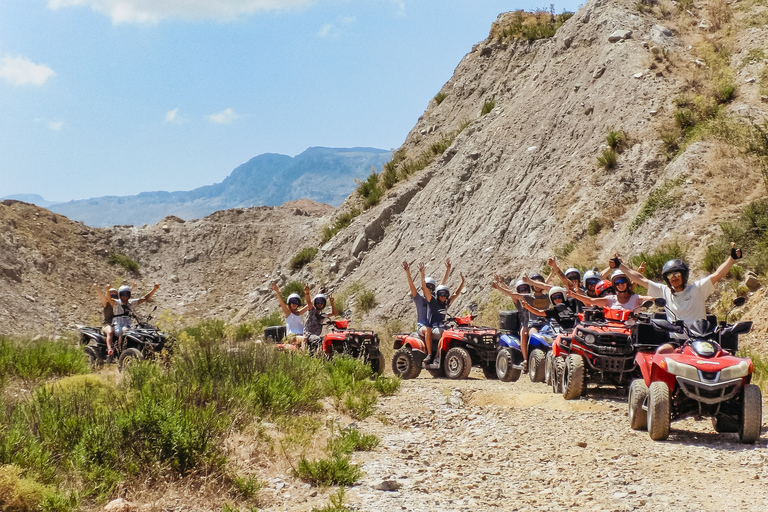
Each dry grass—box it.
[706,0,733,31]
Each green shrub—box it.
[295,455,362,486]
[373,375,401,396]
[629,241,686,281]
[702,199,768,274]
[555,240,576,259]
[290,247,318,271]
[714,81,736,103]
[355,288,376,313]
[0,464,56,512]
[311,487,352,512]
[107,253,139,273]
[0,337,89,383]
[230,474,263,500]
[356,169,379,199]
[327,427,379,456]
[596,148,618,170]
[674,108,696,129]
[629,175,686,232]
[429,133,456,156]
[606,130,627,152]
[481,99,496,116]
[434,91,447,105]
[321,209,361,244]
[587,218,602,236]
[739,349,768,393]
[497,10,573,41]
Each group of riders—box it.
[92,282,160,356]
[94,241,742,368]
[397,243,742,372]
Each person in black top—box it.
[93,283,118,356]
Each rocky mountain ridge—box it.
[46,147,391,228]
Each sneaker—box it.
[521,360,529,374]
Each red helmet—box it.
[595,280,614,297]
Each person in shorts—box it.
[303,286,339,353]
[93,284,118,356]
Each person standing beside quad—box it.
[272,282,310,346]
[93,283,118,356]
[303,285,340,354]
[402,259,451,364]
[614,243,742,349]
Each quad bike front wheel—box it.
[562,354,585,400]
[366,350,385,376]
[647,381,671,441]
[84,345,103,370]
[544,351,554,386]
[529,349,546,383]
[628,379,648,431]
[496,348,521,382]
[444,347,472,380]
[739,384,762,444]
[553,357,565,394]
[391,347,420,380]
[118,348,143,372]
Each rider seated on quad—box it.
[569,270,652,319]
[519,286,578,330]
[492,273,549,373]
[402,259,451,363]
[108,283,160,346]
[272,282,311,347]
[303,285,340,353]
[423,274,465,365]
[93,284,118,356]
[614,244,742,352]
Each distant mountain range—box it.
[5,147,391,227]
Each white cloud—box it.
[208,108,239,124]
[164,107,188,124]
[48,0,315,24]
[391,0,405,16]
[318,23,333,38]
[0,55,56,86]
[48,121,64,131]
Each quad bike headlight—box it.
[720,361,750,381]
[664,358,699,381]
[584,334,596,344]
[691,340,717,357]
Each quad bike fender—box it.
[394,334,426,353]
[528,333,551,351]
[649,362,677,392]
[498,333,521,351]
[635,352,655,385]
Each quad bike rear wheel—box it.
[544,351,554,386]
[529,349,546,383]
[444,347,472,380]
[391,347,420,379]
[118,348,143,372]
[553,357,565,394]
[496,348,521,382]
[647,381,671,441]
[366,350,385,376]
[482,365,498,380]
[739,384,762,444]
[562,354,585,400]
[84,345,103,370]
[628,379,648,431]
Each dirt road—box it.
[289,370,768,511]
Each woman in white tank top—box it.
[272,282,310,342]
[570,269,652,314]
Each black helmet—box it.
[662,259,689,288]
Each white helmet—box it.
[313,294,327,309]
[435,285,450,299]
[424,277,436,289]
[287,293,301,305]
[549,286,566,303]
[515,279,531,293]
[118,285,131,296]
[582,270,601,288]
[564,268,581,281]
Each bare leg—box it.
[104,325,114,355]
[521,326,529,362]
[425,327,432,358]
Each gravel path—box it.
[343,370,768,512]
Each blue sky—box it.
[1,0,580,202]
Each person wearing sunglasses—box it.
[424,274,466,365]
[403,259,451,364]
[93,283,118,356]
[272,282,311,345]
[303,285,340,353]
[518,286,579,331]
[492,274,550,373]
[569,270,650,315]
[614,244,742,343]
[546,256,583,294]
[109,282,160,344]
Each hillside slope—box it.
[302,0,768,338]
[49,147,390,227]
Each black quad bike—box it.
[321,312,384,374]
[77,306,173,371]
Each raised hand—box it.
[402,260,410,271]
[304,284,311,295]
[271,281,280,293]
[547,257,557,268]
[418,262,426,275]
[445,258,452,270]
[637,261,647,274]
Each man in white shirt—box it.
[615,244,742,349]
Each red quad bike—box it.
[321,313,384,375]
[629,297,762,443]
[554,303,654,400]
[391,305,498,380]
